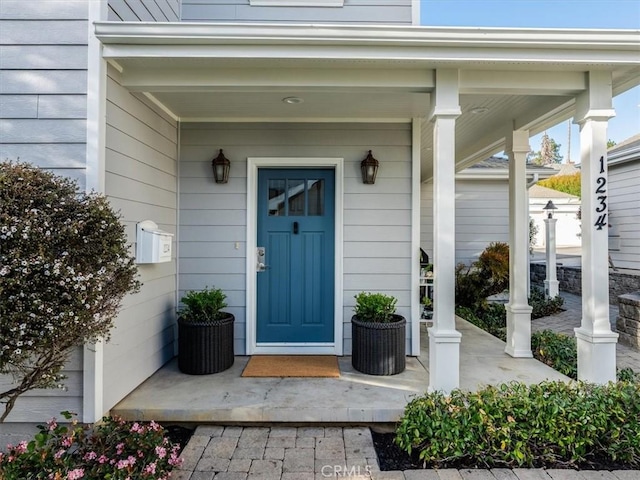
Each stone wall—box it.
[617,292,640,348]
[530,263,640,305]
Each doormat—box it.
[241,355,340,378]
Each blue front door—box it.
[257,168,335,343]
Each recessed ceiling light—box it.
[470,107,489,114]
[283,96,304,104]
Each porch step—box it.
[110,357,427,424]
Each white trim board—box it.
[246,157,344,356]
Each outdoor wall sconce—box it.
[212,149,230,184]
[360,150,379,184]
[543,200,558,219]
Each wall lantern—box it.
[543,200,558,219]
[212,149,230,184]
[360,150,379,184]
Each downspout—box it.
[83,0,108,423]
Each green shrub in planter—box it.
[395,381,640,468]
[178,287,234,375]
[353,292,398,323]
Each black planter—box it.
[351,314,406,375]
[178,313,235,375]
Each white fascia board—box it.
[250,0,344,5]
[95,23,640,65]
[455,169,556,181]
[608,145,640,166]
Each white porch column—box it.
[574,71,618,383]
[544,217,559,298]
[428,69,462,393]
[505,130,533,358]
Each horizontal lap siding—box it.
[181,0,411,23]
[179,123,412,355]
[103,65,178,413]
[0,3,88,189]
[0,0,88,423]
[609,162,640,271]
[108,0,181,21]
[420,179,510,267]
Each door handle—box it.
[257,247,268,272]
[293,221,299,235]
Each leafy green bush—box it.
[456,242,509,309]
[529,288,564,319]
[531,330,577,378]
[395,381,640,468]
[456,304,506,342]
[0,411,183,479]
[353,292,398,323]
[618,367,640,383]
[179,287,228,323]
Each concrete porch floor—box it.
[111,318,568,424]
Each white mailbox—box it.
[136,220,173,264]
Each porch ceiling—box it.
[96,23,640,181]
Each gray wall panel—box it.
[179,122,412,354]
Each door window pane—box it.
[307,179,324,216]
[287,179,305,216]
[268,179,286,216]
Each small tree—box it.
[528,133,563,165]
[0,162,140,422]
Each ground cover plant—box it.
[0,162,140,421]
[394,381,640,469]
[0,411,183,479]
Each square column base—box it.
[544,280,559,298]
[575,328,618,383]
[428,328,462,394]
[505,303,533,358]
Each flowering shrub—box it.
[0,411,183,479]
[0,162,140,421]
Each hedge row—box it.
[395,381,640,469]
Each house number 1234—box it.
[594,155,607,230]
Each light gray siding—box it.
[109,0,181,21]
[609,161,640,271]
[421,179,510,266]
[181,0,412,24]
[0,1,88,186]
[179,122,412,354]
[0,0,88,425]
[103,65,178,412]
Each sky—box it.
[421,0,640,162]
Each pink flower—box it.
[130,422,144,433]
[61,435,73,447]
[54,449,66,459]
[97,455,108,464]
[67,468,84,479]
[143,462,157,475]
[155,446,167,459]
[83,451,97,461]
[15,441,27,454]
[168,451,183,467]
[116,442,125,454]
[48,418,58,431]
[149,420,161,431]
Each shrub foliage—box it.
[0,162,140,421]
[455,242,509,309]
[0,411,183,479]
[395,381,640,469]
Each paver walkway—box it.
[172,425,639,480]
[172,290,640,480]
[532,291,640,371]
